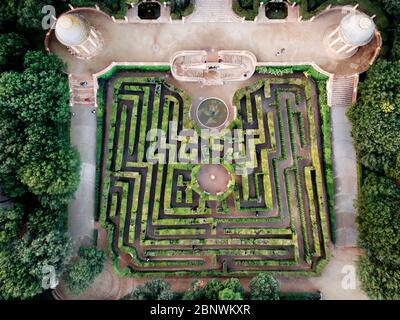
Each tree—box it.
[182,278,244,300]
[64,247,106,296]
[358,255,400,300]
[0,205,24,246]
[0,231,71,299]
[0,0,18,31]
[379,0,400,17]
[218,288,243,300]
[27,207,67,236]
[129,279,174,300]
[0,116,27,197]
[18,147,80,196]
[356,172,400,266]
[17,0,53,31]
[222,278,244,296]
[239,0,256,9]
[0,33,28,72]
[347,59,400,180]
[204,279,224,300]
[182,280,206,300]
[0,51,79,200]
[172,0,190,9]
[249,274,280,300]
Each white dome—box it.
[339,13,375,47]
[55,14,90,46]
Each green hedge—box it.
[232,0,261,20]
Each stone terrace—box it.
[47,6,380,77]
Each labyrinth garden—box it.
[97,68,333,276]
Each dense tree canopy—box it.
[0,33,28,72]
[249,273,280,300]
[0,205,24,246]
[358,255,400,300]
[64,247,105,296]
[0,50,79,299]
[347,59,400,180]
[379,0,400,17]
[0,0,18,31]
[356,172,400,266]
[129,279,174,300]
[0,51,79,201]
[0,230,71,299]
[19,148,80,196]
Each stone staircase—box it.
[69,76,96,107]
[328,75,358,108]
[187,0,241,23]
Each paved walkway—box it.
[68,87,97,251]
[330,107,359,247]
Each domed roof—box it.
[55,14,90,46]
[339,13,375,47]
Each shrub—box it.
[249,273,280,300]
[64,247,106,296]
[347,59,400,180]
[129,279,174,300]
[0,33,28,72]
[356,172,400,266]
[358,255,400,300]
[182,278,244,300]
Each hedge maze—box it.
[98,72,331,276]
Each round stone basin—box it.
[196,164,232,196]
[196,98,229,129]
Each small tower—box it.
[55,14,103,59]
[326,12,375,59]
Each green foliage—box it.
[0,50,78,201]
[358,255,400,300]
[204,279,225,300]
[249,273,280,300]
[356,172,400,265]
[222,278,245,296]
[0,0,18,31]
[0,205,24,246]
[0,33,28,72]
[27,207,67,236]
[379,0,400,17]
[183,278,244,300]
[347,59,400,180]
[0,231,71,300]
[0,51,69,124]
[170,0,194,19]
[256,66,294,76]
[19,147,80,196]
[232,0,260,20]
[0,50,80,299]
[392,24,400,61]
[129,279,174,300]
[64,247,106,296]
[17,0,50,30]
[218,288,243,300]
[239,0,255,9]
